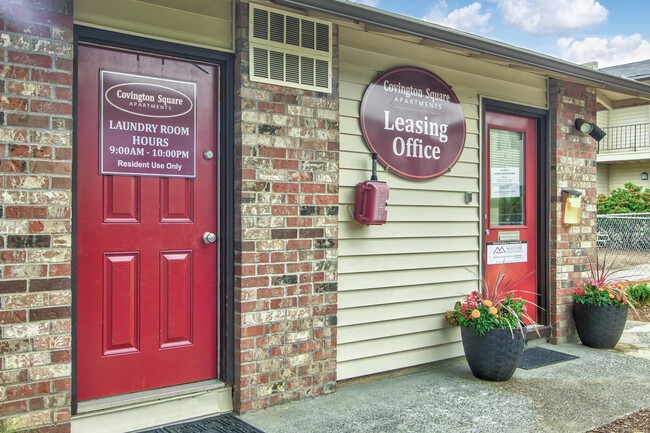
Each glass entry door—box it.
[484,111,538,323]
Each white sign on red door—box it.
[100,70,197,178]
[487,241,527,264]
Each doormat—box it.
[139,413,265,433]
[517,347,579,370]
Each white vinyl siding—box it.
[607,105,649,127]
[337,25,548,380]
[74,0,233,52]
[607,162,650,191]
[597,163,609,195]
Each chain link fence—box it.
[597,213,650,281]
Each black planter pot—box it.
[460,326,525,381]
[573,303,628,349]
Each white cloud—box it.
[423,1,491,33]
[348,0,380,7]
[557,34,650,67]
[497,0,608,35]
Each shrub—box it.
[597,182,650,214]
[627,283,650,307]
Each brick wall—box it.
[0,1,73,432]
[233,2,339,413]
[549,79,598,344]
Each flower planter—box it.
[460,326,525,381]
[573,303,628,349]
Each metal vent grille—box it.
[250,5,332,93]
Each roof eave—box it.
[272,0,650,98]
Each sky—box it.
[348,0,650,68]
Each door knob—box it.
[203,232,217,244]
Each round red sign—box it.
[360,66,466,181]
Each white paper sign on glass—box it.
[490,167,520,198]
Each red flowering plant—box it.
[573,252,634,309]
[445,266,538,336]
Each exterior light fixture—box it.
[642,172,649,181]
[575,118,606,142]
[562,189,582,225]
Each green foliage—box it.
[574,250,634,308]
[597,182,650,214]
[574,282,631,307]
[447,295,527,336]
[627,283,650,307]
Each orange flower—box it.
[597,287,604,292]
[471,309,481,319]
[489,306,498,315]
[482,300,493,307]
[609,294,615,299]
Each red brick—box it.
[52,350,71,363]
[286,217,312,227]
[29,306,71,321]
[0,280,27,294]
[31,100,72,115]
[8,81,52,98]
[31,69,73,86]
[30,160,71,174]
[53,379,71,392]
[29,278,70,292]
[55,57,72,72]
[6,382,51,400]
[270,297,297,309]
[259,147,286,158]
[55,86,72,100]
[7,19,51,38]
[1,97,28,111]
[273,183,299,193]
[273,159,299,170]
[240,300,269,313]
[1,65,30,79]
[51,177,72,189]
[271,251,298,262]
[258,102,286,114]
[287,240,312,250]
[49,264,71,277]
[0,399,28,416]
[9,51,52,68]
[257,264,285,275]
[301,184,326,193]
[239,276,269,288]
[240,325,268,338]
[0,310,28,324]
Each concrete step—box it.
[71,380,233,433]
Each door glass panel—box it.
[490,129,524,226]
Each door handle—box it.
[203,232,217,244]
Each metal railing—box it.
[598,123,650,154]
[597,213,650,281]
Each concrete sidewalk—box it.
[242,322,650,433]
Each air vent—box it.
[249,5,332,93]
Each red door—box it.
[77,45,219,400]
[484,111,538,322]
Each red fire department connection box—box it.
[354,180,389,225]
